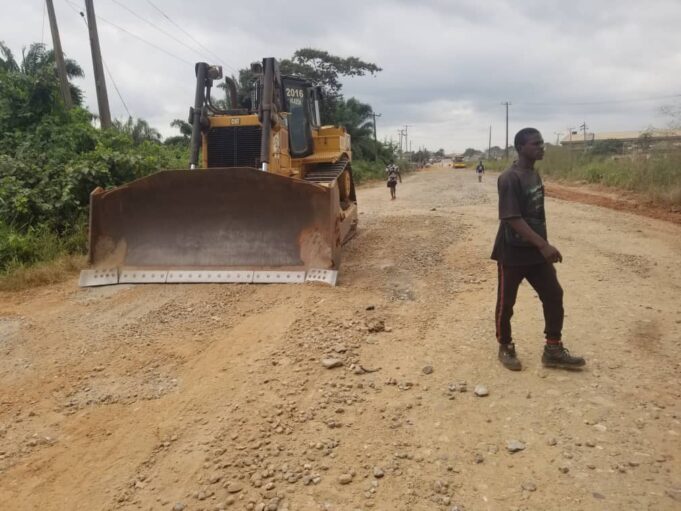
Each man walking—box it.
[491,128,585,371]
[475,160,485,183]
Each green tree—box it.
[591,139,624,156]
[0,42,85,135]
[463,147,481,158]
[0,41,191,272]
[112,116,161,145]
[170,118,192,137]
[0,42,84,105]
[412,148,432,166]
[164,118,192,147]
[334,98,376,160]
[0,42,18,72]
[236,49,381,124]
[280,49,380,101]
[281,49,381,123]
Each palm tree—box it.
[113,116,161,144]
[163,119,191,147]
[170,118,192,138]
[0,42,84,105]
[334,98,376,160]
[0,42,19,72]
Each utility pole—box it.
[370,113,381,143]
[45,0,72,109]
[370,112,381,160]
[403,125,411,157]
[488,125,492,159]
[85,0,112,128]
[579,121,588,152]
[567,126,576,168]
[501,102,511,159]
[397,129,404,154]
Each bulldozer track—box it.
[303,156,350,184]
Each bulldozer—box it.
[80,58,358,287]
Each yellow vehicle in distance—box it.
[452,155,466,168]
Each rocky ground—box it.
[0,164,679,510]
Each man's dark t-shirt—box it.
[491,163,547,266]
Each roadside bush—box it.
[0,106,188,274]
[352,160,385,184]
[584,164,605,183]
[352,157,415,184]
[0,220,86,271]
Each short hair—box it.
[514,127,541,152]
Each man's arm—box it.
[505,218,562,263]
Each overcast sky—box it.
[2,0,680,152]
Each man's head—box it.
[514,128,544,161]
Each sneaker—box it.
[542,343,586,369]
[498,342,522,371]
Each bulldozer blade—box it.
[82,167,346,286]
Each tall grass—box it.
[0,253,86,291]
[0,220,87,289]
[483,147,681,206]
[541,147,681,205]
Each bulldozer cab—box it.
[281,77,320,158]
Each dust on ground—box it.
[0,165,679,511]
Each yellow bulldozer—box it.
[79,58,357,287]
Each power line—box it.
[96,14,193,65]
[514,94,681,107]
[462,93,681,114]
[102,57,131,118]
[145,0,238,75]
[109,0,215,66]
[65,0,193,65]
[502,94,681,106]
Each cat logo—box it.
[230,117,240,125]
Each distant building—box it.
[560,129,681,151]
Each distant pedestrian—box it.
[386,163,402,200]
[491,127,586,372]
[475,160,485,182]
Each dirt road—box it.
[1,165,680,511]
